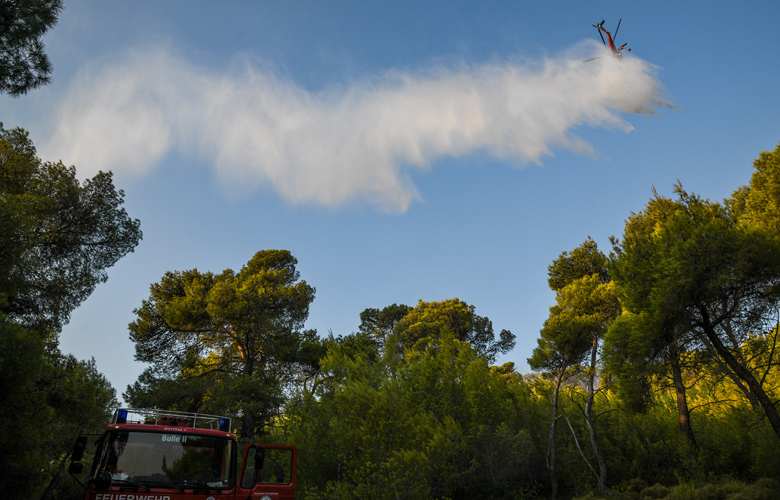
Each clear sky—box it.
[3,1,779,402]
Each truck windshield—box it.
[95,430,234,489]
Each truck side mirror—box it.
[71,436,88,462]
[68,462,83,475]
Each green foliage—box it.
[728,142,780,230]
[573,478,780,500]
[287,303,780,500]
[547,236,610,292]
[286,335,547,499]
[0,313,49,499]
[0,0,62,95]
[123,364,217,413]
[359,303,412,345]
[0,124,142,331]
[0,312,116,500]
[528,312,591,374]
[641,483,671,499]
[391,298,516,363]
[531,274,619,375]
[532,240,616,376]
[601,398,688,486]
[602,311,663,413]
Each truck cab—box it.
[69,408,296,500]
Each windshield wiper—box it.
[112,479,150,491]
[190,481,221,493]
[174,479,224,493]
[133,480,185,492]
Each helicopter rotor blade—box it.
[614,18,622,39]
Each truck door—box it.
[238,444,296,500]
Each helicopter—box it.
[592,19,630,58]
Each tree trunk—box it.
[242,412,256,440]
[668,340,699,470]
[699,306,780,440]
[701,341,762,412]
[583,339,607,492]
[241,351,257,439]
[548,372,563,500]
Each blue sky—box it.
[3,1,779,401]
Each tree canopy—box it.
[0,315,117,500]
[0,0,62,96]
[127,249,317,437]
[546,236,610,292]
[728,142,780,230]
[391,298,516,363]
[359,302,411,345]
[0,125,142,332]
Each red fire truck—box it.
[68,408,296,500]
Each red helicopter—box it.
[592,19,630,58]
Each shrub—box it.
[640,483,670,499]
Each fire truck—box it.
[68,408,296,500]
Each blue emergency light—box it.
[219,418,230,432]
[116,409,128,424]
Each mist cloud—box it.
[42,42,674,211]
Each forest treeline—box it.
[119,141,780,500]
[4,121,780,500]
